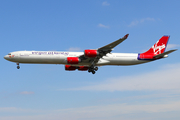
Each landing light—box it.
[163,55,168,58]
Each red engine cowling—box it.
[78,66,89,71]
[67,57,80,64]
[65,65,77,71]
[84,50,99,58]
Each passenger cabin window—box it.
[8,53,11,55]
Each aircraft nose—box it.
[4,55,9,60]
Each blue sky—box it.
[1,0,180,120]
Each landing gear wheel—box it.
[17,66,20,69]
[88,69,91,73]
[94,67,98,71]
[16,63,20,69]
[88,66,98,74]
[92,71,95,74]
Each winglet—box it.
[123,34,129,39]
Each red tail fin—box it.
[144,36,169,55]
[138,36,170,60]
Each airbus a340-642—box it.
[4,34,177,74]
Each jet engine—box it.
[67,57,80,64]
[65,65,89,71]
[84,50,99,58]
[78,66,89,71]
[65,65,77,71]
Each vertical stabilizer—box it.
[138,36,170,60]
[144,36,169,55]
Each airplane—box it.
[4,34,177,74]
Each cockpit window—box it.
[8,53,11,55]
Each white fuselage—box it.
[4,51,151,66]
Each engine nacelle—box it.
[84,50,99,58]
[65,65,77,71]
[67,57,80,64]
[78,66,89,71]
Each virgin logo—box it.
[152,41,165,55]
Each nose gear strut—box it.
[17,63,20,69]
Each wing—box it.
[79,34,129,65]
[97,34,129,56]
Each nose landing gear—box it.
[17,63,20,69]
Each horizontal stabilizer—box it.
[153,49,177,58]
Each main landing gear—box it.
[17,63,20,69]
[88,66,98,74]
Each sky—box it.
[1,0,180,120]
